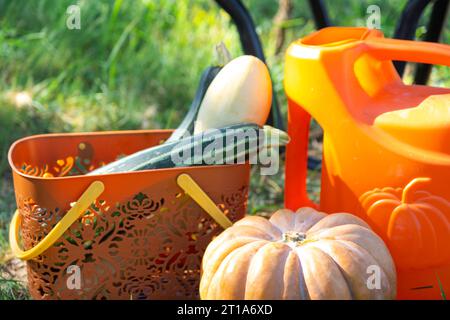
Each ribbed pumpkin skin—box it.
[360,178,450,269]
[200,208,396,300]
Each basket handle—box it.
[177,173,233,229]
[10,174,233,261]
[9,181,105,260]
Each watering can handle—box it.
[284,34,450,211]
[365,37,450,67]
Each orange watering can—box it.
[284,27,450,300]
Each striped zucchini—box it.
[88,123,289,175]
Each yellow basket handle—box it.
[9,181,105,260]
[177,173,233,229]
[10,174,232,261]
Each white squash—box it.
[194,55,272,133]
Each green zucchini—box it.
[88,123,289,175]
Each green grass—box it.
[0,279,29,300]
[436,273,447,300]
[0,0,448,299]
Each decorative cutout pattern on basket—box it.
[18,182,247,300]
[19,142,107,177]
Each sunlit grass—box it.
[0,278,30,300]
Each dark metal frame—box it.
[394,0,449,83]
[413,0,449,84]
[308,0,331,29]
[215,0,448,170]
[216,0,448,109]
[380,0,448,83]
[214,0,265,59]
[215,0,284,131]
[393,0,432,77]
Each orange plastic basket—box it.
[8,130,250,300]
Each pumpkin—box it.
[194,55,272,134]
[360,177,450,269]
[200,208,396,300]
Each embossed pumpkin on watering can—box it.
[283,27,450,299]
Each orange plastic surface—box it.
[8,130,250,299]
[284,27,450,299]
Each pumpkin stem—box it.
[282,231,307,244]
[401,177,431,203]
